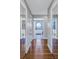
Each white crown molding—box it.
[20,0,27,9]
[51,0,58,10]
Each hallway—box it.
[22,39,56,59]
[20,0,58,59]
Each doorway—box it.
[33,19,44,40]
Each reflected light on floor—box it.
[34,39,43,59]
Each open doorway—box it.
[33,18,44,40]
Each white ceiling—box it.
[26,0,53,15]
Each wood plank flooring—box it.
[20,39,57,59]
[20,39,25,59]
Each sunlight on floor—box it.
[34,39,44,59]
[36,39,42,48]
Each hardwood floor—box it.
[20,39,26,59]
[20,39,57,59]
[52,39,58,59]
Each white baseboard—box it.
[25,43,31,54]
[48,44,52,53]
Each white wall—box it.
[25,9,33,53]
[47,0,58,53]
[20,0,33,54]
[47,20,53,53]
[20,2,26,39]
[20,17,26,39]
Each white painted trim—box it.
[48,43,52,53]
[25,42,31,53]
[20,0,27,9]
[51,0,58,10]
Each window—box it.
[36,22,42,30]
